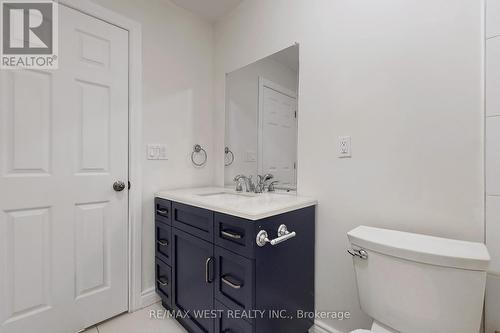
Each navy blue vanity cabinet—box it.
[156,198,315,333]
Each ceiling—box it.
[170,0,243,22]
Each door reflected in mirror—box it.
[225,45,299,191]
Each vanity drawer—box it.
[155,221,172,265]
[155,198,172,225]
[215,246,255,315]
[215,301,254,333]
[172,202,214,242]
[215,213,255,259]
[155,258,172,308]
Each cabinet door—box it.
[155,198,172,225]
[155,258,172,308]
[214,246,254,315]
[215,301,254,333]
[172,228,215,333]
[155,221,172,265]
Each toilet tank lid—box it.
[347,226,490,271]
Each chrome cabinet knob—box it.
[113,181,126,192]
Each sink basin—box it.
[197,191,255,199]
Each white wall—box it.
[91,0,215,301]
[214,1,484,332]
[485,0,500,331]
[225,53,298,185]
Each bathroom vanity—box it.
[154,187,316,333]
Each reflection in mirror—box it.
[225,45,299,192]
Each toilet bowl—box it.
[347,226,490,333]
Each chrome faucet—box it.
[233,174,276,193]
[233,175,249,192]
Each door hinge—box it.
[294,111,297,118]
[128,181,131,190]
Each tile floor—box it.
[84,303,187,333]
[83,302,319,333]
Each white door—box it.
[259,79,298,188]
[0,4,129,333]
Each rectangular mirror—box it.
[224,44,299,191]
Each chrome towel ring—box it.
[191,144,207,167]
[225,147,234,166]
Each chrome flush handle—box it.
[347,248,368,260]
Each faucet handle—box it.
[233,175,245,192]
[263,174,274,182]
[235,181,243,192]
[267,181,279,192]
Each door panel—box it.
[173,228,215,333]
[260,85,297,187]
[0,4,129,333]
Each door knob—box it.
[113,181,126,192]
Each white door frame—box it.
[56,0,144,312]
[257,77,298,179]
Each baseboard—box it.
[139,286,160,309]
[310,321,345,333]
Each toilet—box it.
[347,226,490,333]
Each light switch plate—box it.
[245,151,257,162]
[147,144,168,160]
[338,136,351,158]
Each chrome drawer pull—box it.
[156,209,168,216]
[221,275,242,289]
[256,224,296,247]
[157,239,169,246]
[221,230,242,240]
[157,278,168,286]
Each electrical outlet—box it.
[338,136,351,158]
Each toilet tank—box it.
[347,226,490,333]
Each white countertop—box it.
[155,187,317,221]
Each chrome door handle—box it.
[256,224,296,247]
[221,230,242,240]
[221,275,242,289]
[113,181,126,192]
